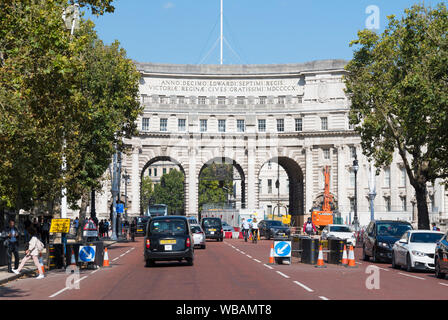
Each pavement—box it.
[0,237,447,300]
[0,238,120,285]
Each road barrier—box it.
[346,245,357,268]
[341,245,348,266]
[103,247,110,267]
[315,245,327,268]
[268,243,275,264]
[327,238,347,265]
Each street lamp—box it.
[368,162,376,222]
[123,170,130,221]
[352,154,359,231]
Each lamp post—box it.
[123,170,130,221]
[352,154,359,231]
[368,162,376,222]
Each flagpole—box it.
[220,0,223,65]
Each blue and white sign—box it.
[78,246,96,263]
[274,241,291,257]
[116,203,124,214]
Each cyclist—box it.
[250,218,259,243]
[241,218,250,242]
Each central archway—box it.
[198,157,246,215]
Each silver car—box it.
[190,224,206,249]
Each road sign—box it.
[116,203,124,214]
[49,218,71,233]
[83,219,98,237]
[78,246,96,263]
[274,241,291,257]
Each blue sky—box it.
[86,0,444,65]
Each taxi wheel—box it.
[391,253,399,269]
[145,259,155,268]
[371,248,378,263]
[186,258,194,266]
[362,246,370,262]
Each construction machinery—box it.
[311,166,340,232]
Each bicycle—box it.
[251,228,258,244]
[242,228,249,242]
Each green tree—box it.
[140,176,153,214]
[345,3,448,229]
[153,169,185,215]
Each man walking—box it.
[241,218,250,242]
[4,219,20,273]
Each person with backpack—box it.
[12,228,45,279]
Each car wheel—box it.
[372,247,378,263]
[362,246,370,262]
[145,259,155,267]
[406,254,413,272]
[435,258,446,279]
[186,258,194,266]
[391,253,399,269]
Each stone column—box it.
[305,146,313,217]
[337,145,346,216]
[247,136,256,209]
[130,146,140,216]
[188,142,198,218]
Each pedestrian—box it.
[303,217,317,236]
[3,219,20,273]
[104,219,110,238]
[41,219,50,244]
[12,227,45,279]
[241,218,250,242]
[250,218,259,243]
[73,217,79,235]
[99,220,104,238]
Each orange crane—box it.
[311,166,335,229]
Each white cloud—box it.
[163,2,175,9]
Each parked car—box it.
[135,216,150,236]
[321,224,357,246]
[392,230,444,271]
[187,216,199,225]
[201,217,223,242]
[190,224,206,249]
[435,230,448,279]
[222,222,234,232]
[259,220,290,240]
[362,220,413,262]
[144,216,194,267]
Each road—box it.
[0,238,447,300]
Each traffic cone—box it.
[268,243,275,264]
[341,244,348,266]
[315,245,327,268]
[346,245,357,268]
[39,252,45,274]
[70,249,76,266]
[103,247,110,267]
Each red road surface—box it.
[0,238,447,300]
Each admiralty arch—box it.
[90,59,447,227]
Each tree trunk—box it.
[414,184,430,230]
[76,191,90,242]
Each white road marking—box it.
[240,251,246,255]
[263,264,274,270]
[246,255,252,258]
[49,276,88,298]
[91,269,99,274]
[276,271,290,279]
[439,282,448,287]
[293,281,314,292]
[120,253,126,257]
[253,259,261,263]
[376,267,389,271]
[398,272,425,280]
[355,262,362,265]
[319,296,330,300]
[112,257,119,262]
[125,250,131,254]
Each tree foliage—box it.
[140,176,153,214]
[0,0,142,217]
[345,3,448,229]
[198,164,234,212]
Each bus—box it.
[147,204,168,217]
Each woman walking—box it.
[12,228,45,279]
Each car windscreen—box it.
[203,219,221,227]
[190,226,202,233]
[150,219,187,235]
[376,223,412,237]
[330,226,351,233]
[410,233,443,243]
[266,221,283,227]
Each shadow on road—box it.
[0,286,30,298]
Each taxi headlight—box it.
[378,242,389,248]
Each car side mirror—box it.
[399,239,407,244]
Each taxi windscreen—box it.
[150,219,187,235]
